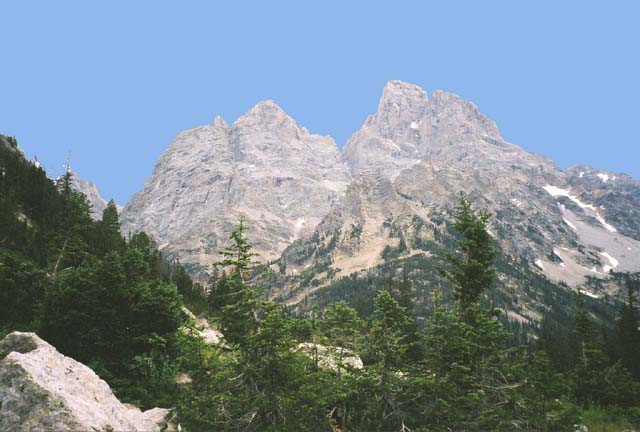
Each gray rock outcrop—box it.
[121,100,351,275]
[0,331,170,432]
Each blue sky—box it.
[1,1,638,204]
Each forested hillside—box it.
[0,135,189,407]
[2,134,640,431]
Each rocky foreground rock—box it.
[0,331,170,432]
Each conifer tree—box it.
[212,219,260,346]
[94,200,125,256]
[570,291,610,406]
[318,300,363,376]
[348,290,414,431]
[616,275,640,379]
[440,194,498,314]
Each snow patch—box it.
[599,252,619,269]
[544,184,617,232]
[563,218,577,230]
[589,266,603,275]
[410,121,421,130]
[534,259,544,270]
[596,173,610,183]
[579,289,601,299]
[579,171,585,178]
[594,214,617,233]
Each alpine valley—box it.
[3,81,640,432]
[119,81,640,325]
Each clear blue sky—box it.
[1,1,638,204]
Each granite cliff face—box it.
[121,81,640,303]
[121,101,350,274]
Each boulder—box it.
[181,306,224,345]
[0,331,170,431]
[296,342,363,371]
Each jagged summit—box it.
[376,80,429,116]
[429,89,502,140]
[234,99,297,129]
[212,115,228,129]
[121,82,640,297]
[121,97,350,271]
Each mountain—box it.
[121,100,350,274]
[121,81,640,315]
[69,172,116,220]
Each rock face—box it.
[121,81,640,300]
[70,171,112,220]
[289,80,640,291]
[0,332,170,432]
[121,101,351,275]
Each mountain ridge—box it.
[110,81,640,312]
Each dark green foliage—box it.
[93,200,126,256]
[439,193,499,312]
[180,225,332,431]
[0,137,188,408]
[614,275,640,379]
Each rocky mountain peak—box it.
[377,80,429,114]
[428,89,502,140]
[366,80,429,137]
[235,99,297,130]
[122,99,351,273]
[212,115,228,129]
[122,83,640,296]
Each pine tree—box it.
[94,200,125,256]
[570,291,610,406]
[212,219,260,346]
[318,300,363,376]
[615,275,640,379]
[439,194,498,314]
[386,273,424,362]
[218,217,256,277]
[348,290,414,431]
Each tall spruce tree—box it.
[94,200,125,256]
[440,194,498,314]
[570,291,610,406]
[211,218,260,346]
[615,275,640,379]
